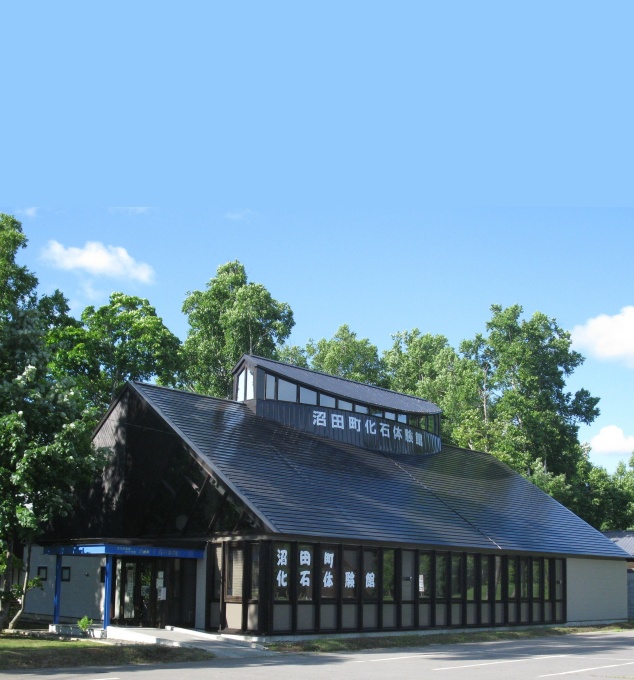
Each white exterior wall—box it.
[23,546,105,624]
[566,557,627,623]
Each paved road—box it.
[7,631,634,680]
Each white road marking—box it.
[433,654,571,670]
[539,661,634,677]
[352,653,436,663]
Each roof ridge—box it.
[246,353,437,405]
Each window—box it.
[37,566,48,581]
[384,411,395,421]
[227,546,243,599]
[246,370,254,400]
[299,387,317,405]
[508,558,517,599]
[494,556,503,601]
[363,550,378,599]
[274,542,290,600]
[298,544,314,601]
[451,554,463,599]
[265,373,276,399]
[419,553,432,599]
[383,550,395,601]
[520,557,530,599]
[61,567,71,582]
[436,554,447,598]
[466,554,476,601]
[481,556,490,601]
[236,369,246,401]
[355,404,369,414]
[338,399,353,411]
[532,559,541,599]
[343,549,358,599]
[397,414,407,423]
[321,546,337,598]
[278,379,296,402]
[320,394,336,408]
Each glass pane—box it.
[246,370,254,400]
[451,555,463,599]
[343,549,358,599]
[466,555,476,601]
[397,414,408,423]
[383,550,395,601]
[227,547,243,598]
[508,558,517,599]
[555,559,564,600]
[265,373,276,400]
[419,552,432,599]
[338,399,353,411]
[297,544,314,601]
[533,559,541,599]
[436,554,447,599]
[250,545,259,599]
[481,556,489,602]
[274,542,290,600]
[321,546,337,598]
[544,560,551,600]
[355,404,369,414]
[364,550,378,599]
[299,387,317,405]
[237,370,245,401]
[278,379,296,402]
[298,544,313,601]
[320,394,336,408]
[385,411,395,421]
[520,558,529,599]
[494,557,503,601]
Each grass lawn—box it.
[267,622,634,653]
[0,634,214,670]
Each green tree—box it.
[0,214,99,629]
[277,344,310,368]
[48,293,182,413]
[181,261,294,397]
[384,329,480,441]
[458,305,599,478]
[306,324,387,386]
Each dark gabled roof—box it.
[235,354,441,415]
[603,531,634,556]
[127,382,627,558]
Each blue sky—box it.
[2,2,634,471]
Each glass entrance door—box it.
[117,558,159,626]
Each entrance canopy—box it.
[44,543,204,629]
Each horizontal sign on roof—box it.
[259,401,442,455]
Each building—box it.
[25,355,628,634]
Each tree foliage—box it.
[456,305,600,477]
[181,261,294,397]
[0,214,99,629]
[306,325,388,386]
[48,292,182,412]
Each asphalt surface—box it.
[7,629,634,680]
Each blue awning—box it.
[44,543,204,559]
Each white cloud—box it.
[571,306,634,367]
[41,240,155,283]
[109,207,152,215]
[589,425,634,456]
[224,209,253,221]
[16,207,38,218]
